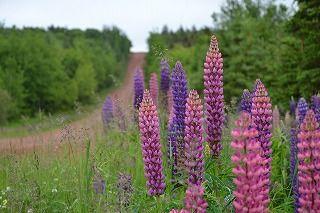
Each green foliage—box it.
[145,0,320,110]
[0,26,131,124]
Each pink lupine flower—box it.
[138,90,166,196]
[297,109,320,212]
[169,209,189,213]
[184,90,204,186]
[203,35,224,157]
[273,105,280,131]
[184,184,208,213]
[251,79,272,203]
[231,112,269,212]
[149,72,159,106]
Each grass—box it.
[0,102,295,212]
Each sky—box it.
[0,0,294,52]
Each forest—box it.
[145,0,320,111]
[0,25,131,124]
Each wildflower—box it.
[160,59,171,94]
[290,97,296,117]
[101,96,113,128]
[117,172,133,207]
[273,105,280,131]
[239,89,251,113]
[290,123,299,211]
[51,188,58,193]
[297,98,308,125]
[184,90,204,186]
[231,112,269,212]
[171,61,188,173]
[297,110,320,212]
[149,72,159,106]
[133,68,144,110]
[138,90,166,196]
[204,35,224,157]
[184,184,208,213]
[311,94,320,123]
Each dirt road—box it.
[0,53,145,154]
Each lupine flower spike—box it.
[290,97,296,117]
[273,105,280,131]
[138,90,166,196]
[204,35,224,157]
[184,184,208,213]
[290,122,299,211]
[239,89,251,113]
[102,96,113,128]
[311,95,320,123]
[297,98,308,125]
[133,68,144,110]
[149,72,159,106]
[251,79,272,208]
[171,61,188,173]
[297,110,320,212]
[160,59,171,94]
[184,90,204,186]
[232,112,269,212]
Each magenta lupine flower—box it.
[149,72,159,106]
[102,96,113,127]
[160,59,171,94]
[171,61,188,172]
[273,105,280,131]
[297,110,320,212]
[311,95,320,123]
[184,184,208,213]
[184,90,204,186]
[133,68,145,110]
[138,90,166,196]
[231,112,269,212]
[239,89,252,113]
[203,35,224,157]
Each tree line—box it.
[145,0,320,111]
[0,25,131,124]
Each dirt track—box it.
[0,53,145,154]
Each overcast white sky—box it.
[0,0,294,52]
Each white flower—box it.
[6,187,10,191]
[52,188,58,193]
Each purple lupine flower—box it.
[184,90,204,186]
[297,110,320,211]
[171,61,188,173]
[133,68,145,110]
[251,79,272,208]
[160,59,171,94]
[138,90,166,196]
[204,35,224,157]
[184,184,208,213]
[290,124,299,211]
[149,72,159,106]
[102,96,113,128]
[239,89,251,113]
[231,112,269,212]
[297,98,308,124]
[290,97,296,117]
[311,95,320,123]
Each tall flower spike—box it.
[171,61,188,173]
[232,112,269,212]
[297,110,320,212]
[184,184,208,213]
[149,72,159,106]
[138,90,166,196]
[290,123,299,211]
[239,89,252,113]
[184,90,204,186]
[273,105,280,131]
[133,68,144,110]
[102,96,113,128]
[311,95,320,123]
[297,98,308,125]
[251,79,272,207]
[290,97,296,117]
[168,87,174,121]
[204,35,224,157]
[160,59,171,94]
